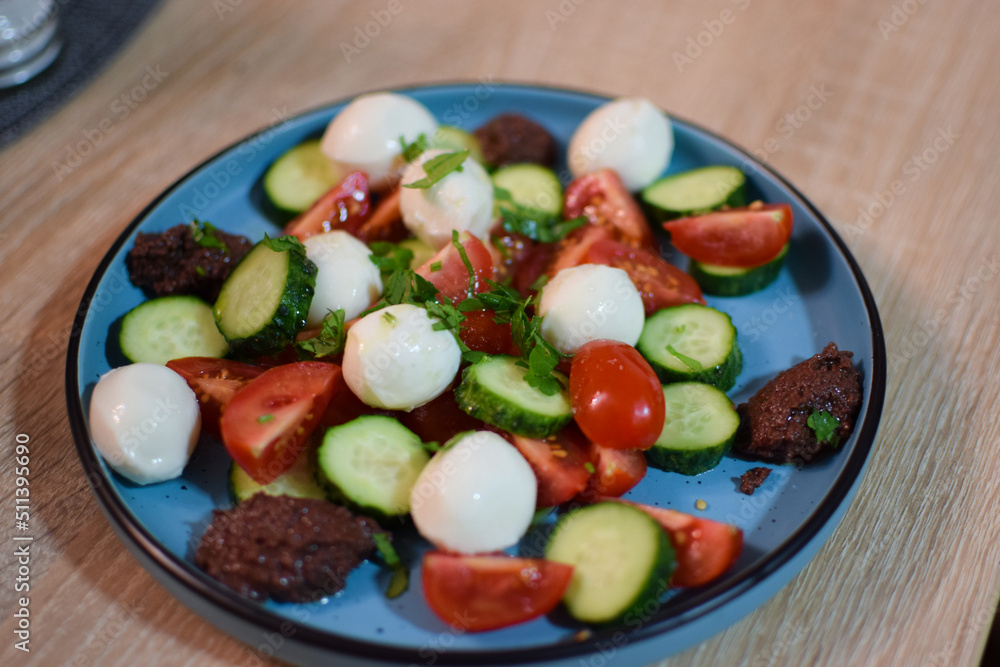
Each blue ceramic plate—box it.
[66,83,885,666]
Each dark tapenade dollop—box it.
[474,113,557,168]
[733,342,863,463]
[194,493,381,603]
[127,223,252,303]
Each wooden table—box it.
[3,0,999,664]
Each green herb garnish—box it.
[296,309,347,359]
[189,219,228,252]
[666,344,703,371]
[429,261,442,272]
[368,241,415,273]
[807,410,841,447]
[257,414,274,423]
[400,133,428,163]
[372,533,408,599]
[403,149,469,189]
[262,233,307,254]
[494,186,586,243]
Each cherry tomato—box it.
[563,169,656,249]
[165,357,263,438]
[510,427,592,507]
[578,444,647,500]
[422,552,574,632]
[489,230,536,286]
[356,187,408,243]
[284,171,371,240]
[570,340,665,450]
[583,236,705,313]
[611,499,743,587]
[458,310,517,356]
[663,202,793,267]
[415,232,495,305]
[220,361,341,484]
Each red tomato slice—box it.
[356,187,408,243]
[563,169,656,249]
[578,443,647,501]
[569,340,665,450]
[220,361,341,484]
[584,237,705,313]
[458,309,518,356]
[510,427,592,507]
[663,202,793,267]
[415,232,495,305]
[422,552,573,632]
[166,358,263,438]
[397,386,485,445]
[609,499,743,587]
[284,171,371,240]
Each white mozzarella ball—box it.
[304,231,382,326]
[342,303,461,410]
[398,149,495,250]
[567,97,673,191]
[88,363,201,485]
[320,92,439,189]
[538,264,645,354]
[410,431,537,554]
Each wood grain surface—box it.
[2,1,999,665]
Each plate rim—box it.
[64,80,886,665]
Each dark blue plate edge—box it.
[63,80,887,666]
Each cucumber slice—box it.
[689,242,789,297]
[213,239,317,358]
[229,446,326,503]
[641,165,746,222]
[646,382,739,475]
[637,304,741,391]
[545,502,674,624]
[263,139,343,215]
[492,163,563,216]
[431,125,486,165]
[316,415,429,519]
[455,355,572,438]
[119,295,228,364]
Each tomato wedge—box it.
[397,386,485,445]
[563,169,656,249]
[510,427,592,507]
[584,237,705,313]
[356,187,408,243]
[458,309,517,356]
[663,202,793,267]
[569,340,665,450]
[422,552,573,632]
[609,499,743,587]
[578,443,647,501]
[284,171,371,240]
[415,232,495,304]
[166,358,263,438]
[220,361,341,484]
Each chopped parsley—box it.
[494,186,586,243]
[368,241,415,273]
[257,414,274,424]
[666,344,703,371]
[807,410,841,447]
[189,219,227,252]
[372,533,408,599]
[261,233,307,255]
[400,133,428,163]
[296,309,347,359]
[403,149,469,189]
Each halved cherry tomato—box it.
[356,187,408,243]
[488,230,536,286]
[220,361,341,484]
[284,171,371,240]
[570,340,665,450]
[422,552,574,632]
[578,443,647,501]
[398,385,485,444]
[511,427,592,507]
[584,237,705,313]
[165,357,263,438]
[563,169,656,249]
[458,310,518,356]
[415,232,495,305]
[663,202,793,267]
[608,498,743,587]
